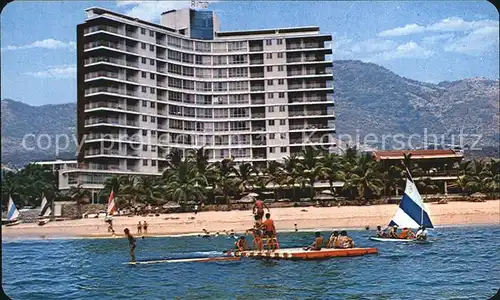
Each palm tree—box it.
[136,176,165,206]
[300,147,325,200]
[166,148,183,169]
[164,160,206,206]
[212,158,238,208]
[101,175,121,201]
[68,184,91,218]
[235,162,257,195]
[1,169,21,207]
[343,154,384,203]
[265,161,285,202]
[283,155,303,202]
[416,177,439,201]
[321,153,345,195]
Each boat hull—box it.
[228,247,378,260]
[3,220,20,226]
[369,237,429,243]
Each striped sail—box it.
[7,197,20,221]
[388,176,434,229]
[40,196,52,217]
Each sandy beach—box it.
[2,200,499,240]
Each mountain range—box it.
[1,60,498,166]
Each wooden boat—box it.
[226,247,378,260]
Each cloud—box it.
[116,0,217,22]
[350,39,397,53]
[364,42,434,62]
[1,39,76,51]
[24,64,76,79]
[378,17,498,37]
[443,25,499,55]
[421,33,455,45]
[379,24,426,37]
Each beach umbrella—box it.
[248,192,259,197]
[316,194,334,200]
[162,202,181,209]
[236,195,255,204]
[320,189,333,195]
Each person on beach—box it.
[142,221,148,236]
[304,232,324,251]
[124,228,136,263]
[137,221,142,235]
[262,213,278,250]
[326,231,339,248]
[253,199,270,222]
[107,218,115,235]
[194,203,199,215]
[294,223,298,232]
[234,236,248,251]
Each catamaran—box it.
[2,197,20,226]
[370,170,433,242]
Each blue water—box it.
[2,226,500,299]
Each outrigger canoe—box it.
[226,247,378,260]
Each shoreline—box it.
[2,200,499,241]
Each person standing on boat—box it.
[262,213,277,250]
[253,199,270,222]
[124,228,136,263]
[246,215,264,250]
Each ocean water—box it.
[2,226,500,300]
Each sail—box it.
[40,196,52,217]
[7,197,20,221]
[107,190,116,215]
[388,176,434,229]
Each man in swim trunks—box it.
[262,213,277,250]
[124,228,136,263]
[142,221,148,236]
[252,199,270,222]
[338,230,355,248]
[246,215,264,250]
[304,231,324,251]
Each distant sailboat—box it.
[2,197,21,226]
[38,196,52,226]
[370,170,433,242]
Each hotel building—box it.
[63,6,335,200]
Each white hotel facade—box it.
[60,7,335,202]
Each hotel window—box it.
[267,66,273,72]
[270,147,275,153]
[150,116,156,122]
[142,115,148,122]
[278,65,284,71]
[277,39,283,45]
[142,86,147,93]
[278,92,285,98]
[280,119,286,125]
[150,73,155,80]
[266,53,273,59]
[149,30,155,37]
[280,133,287,139]
[141,57,146,64]
[142,100,148,107]
[150,102,155,108]
[269,120,275,126]
[279,105,285,112]
[268,106,274,113]
[142,71,147,78]
[150,87,155,94]
[269,133,275,139]
[151,145,156,152]
[278,79,284,85]
[143,145,148,151]
[150,45,155,51]
[151,130,156,136]
[141,28,146,35]
[267,80,273,86]
[142,130,147,136]
[267,93,274,99]
[143,160,148,166]
[280,147,287,153]
[141,43,146,49]
[277,53,283,58]
[266,39,272,45]
[152,160,157,166]
[150,59,155,65]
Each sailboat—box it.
[38,196,52,226]
[370,170,433,242]
[2,197,21,226]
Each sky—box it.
[1,1,498,106]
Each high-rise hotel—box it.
[62,6,335,196]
